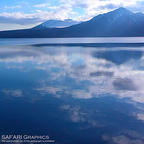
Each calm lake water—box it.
[0,38,144,144]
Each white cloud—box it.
[103,131,144,144]
[34,3,50,8]
[4,5,22,9]
[61,105,91,123]
[72,90,92,99]
[0,4,73,28]
[2,89,23,97]
[112,135,144,144]
[36,86,62,98]
[60,0,141,19]
[136,113,144,121]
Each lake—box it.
[0,38,144,144]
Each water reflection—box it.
[0,45,144,144]
[93,50,143,65]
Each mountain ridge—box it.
[0,7,144,38]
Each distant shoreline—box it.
[32,43,144,47]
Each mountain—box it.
[0,7,144,38]
[33,19,80,29]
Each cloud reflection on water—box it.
[0,46,144,103]
[1,45,144,143]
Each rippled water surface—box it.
[0,38,144,144]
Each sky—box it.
[0,0,144,31]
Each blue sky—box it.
[0,0,144,31]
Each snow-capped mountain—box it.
[34,19,80,29]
